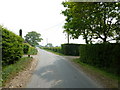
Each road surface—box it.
[26,48,102,88]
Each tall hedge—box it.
[2,27,23,66]
[61,44,80,56]
[80,43,120,75]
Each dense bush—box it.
[61,44,80,56]
[23,43,30,54]
[2,27,23,66]
[80,43,120,75]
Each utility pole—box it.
[19,29,22,37]
[67,33,69,44]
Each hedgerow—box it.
[79,43,120,75]
[2,26,23,66]
[61,44,80,56]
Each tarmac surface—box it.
[26,48,102,88]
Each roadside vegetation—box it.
[73,58,120,81]
[41,47,64,56]
[23,43,38,55]
[2,57,32,86]
[1,25,39,87]
[72,58,119,88]
[41,43,80,56]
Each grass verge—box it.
[41,48,65,56]
[72,58,120,88]
[2,57,33,86]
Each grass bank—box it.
[2,57,33,86]
[72,58,119,88]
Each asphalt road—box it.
[26,48,102,88]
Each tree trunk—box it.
[103,37,107,43]
[85,37,89,44]
[83,29,89,44]
[67,33,69,44]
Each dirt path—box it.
[4,55,38,88]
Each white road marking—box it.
[41,71,53,76]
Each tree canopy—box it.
[62,2,120,44]
[24,31,43,47]
[45,43,53,47]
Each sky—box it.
[0,0,85,46]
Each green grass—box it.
[72,58,120,82]
[41,48,65,56]
[2,57,33,86]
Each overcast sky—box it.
[0,0,85,46]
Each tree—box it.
[62,2,97,44]
[45,43,53,47]
[62,2,120,44]
[24,31,43,47]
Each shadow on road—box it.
[33,55,100,88]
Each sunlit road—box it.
[26,48,102,88]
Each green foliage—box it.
[2,26,24,66]
[79,43,120,75]
[43,44,80,56]
[0,26,2,87]
[61,44,80,56]
[23,43,38,55]
[45,43,53,47]
[24,31,43,47]
[23,43,31,54]
[2,57,32,86]
[28,47,38,55]
[62,2,120,43]
[73,58,120,88]
[42,47,62,53]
